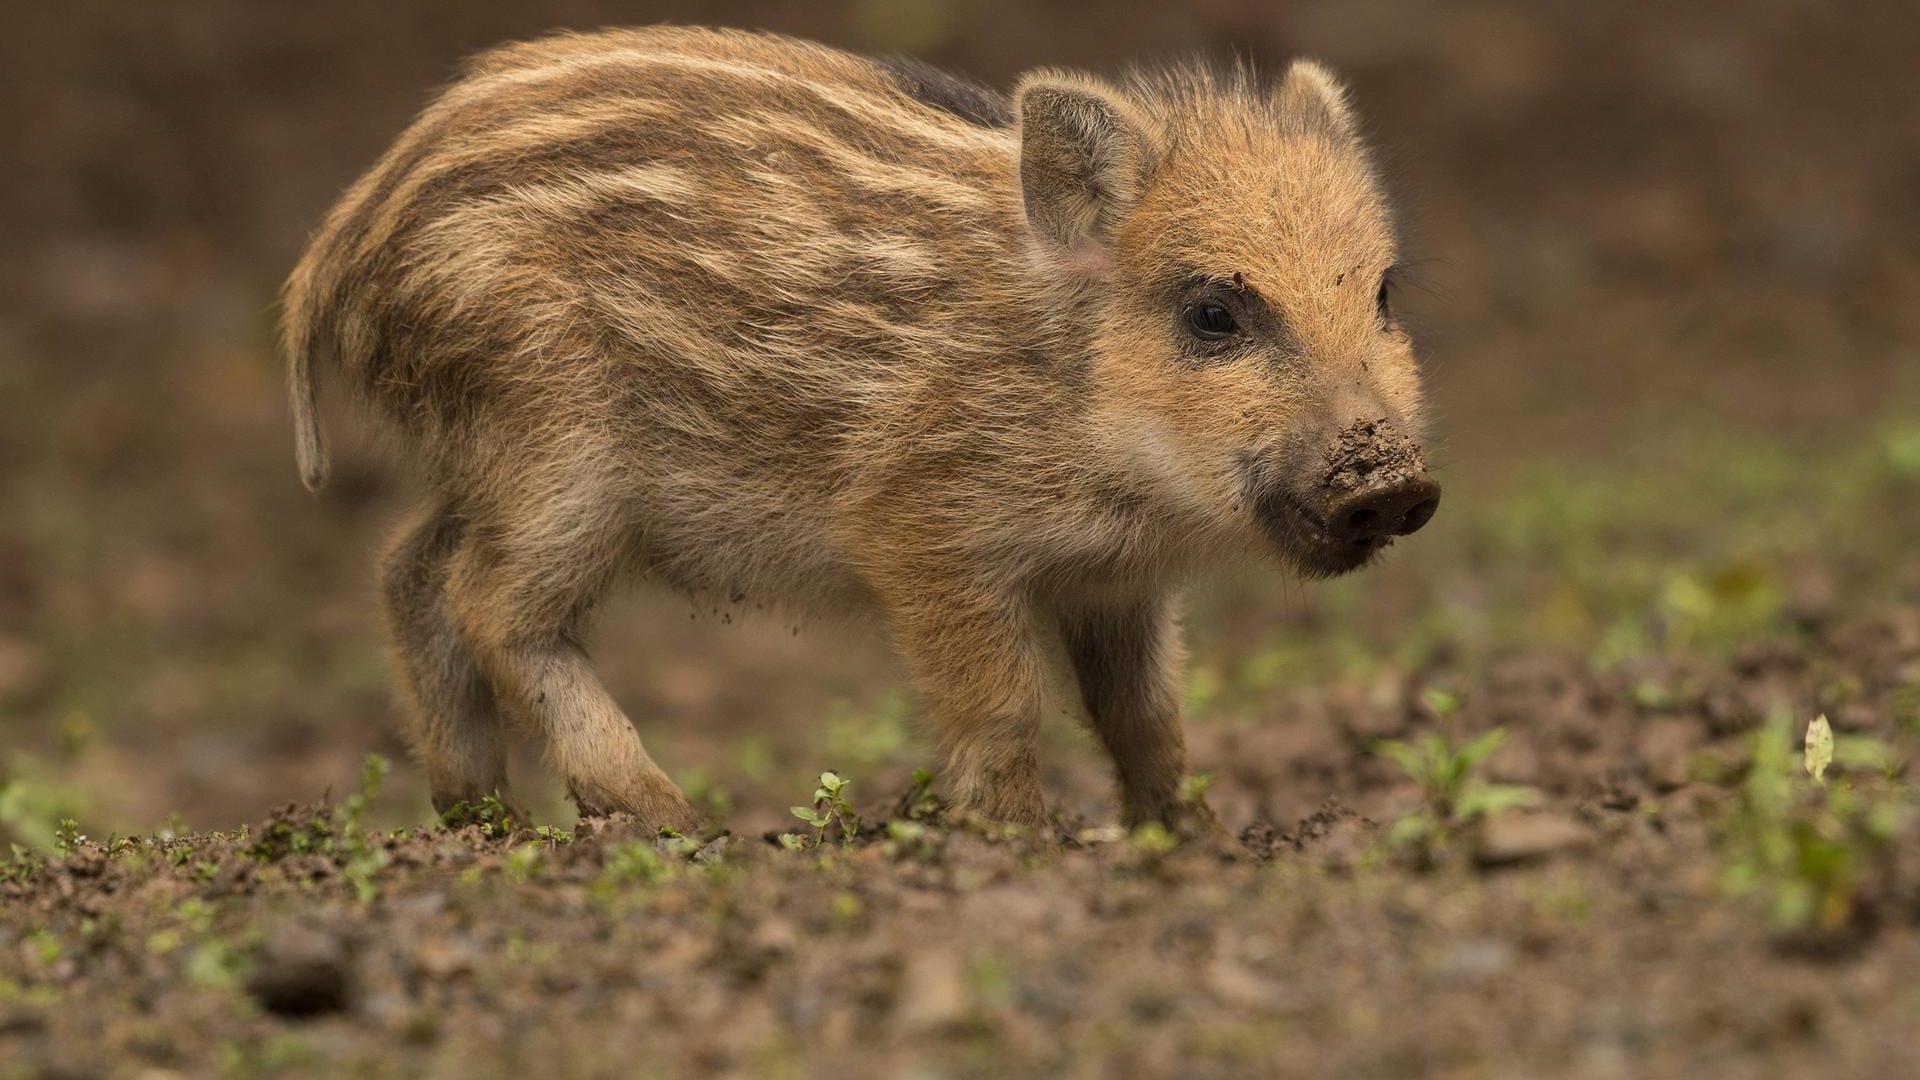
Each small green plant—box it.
[247,806,335,862]
[1375,694,1537,862]
[2,842,42,885]
[342,755,389,830]
[1889,683,1920,739]
[1659,564,1786,651]
[1177,772,1213,806]
[145,928,184,957]
[501,843,544,884]
[782,771,861,850]
[882,818,940,860]
[244,754,393,903]
[0,755,92,853]
[831,891,863,923]
[589,840,675,908]
[439,794,519,838]
[25,928,61,968]
[655,827,700,858]
[1717,714,1910,936]
[337,754,392,903]
[1128,821,1181,857]
[894,768,943,822]
[1883,423,1920,476]
[1419,687,1460,717]
[186,940,246,990]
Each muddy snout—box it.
[1327,476,1439,542]
[1320,419,1440,544]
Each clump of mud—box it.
[1320,418,1427,494]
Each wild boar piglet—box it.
[282,26,1439,831]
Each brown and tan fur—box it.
[282,26,1438,832]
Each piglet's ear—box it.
[1274,59,1358,138]
[1016,71,1155,270]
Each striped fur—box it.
[282,27,1432,830]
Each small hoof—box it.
[571,787,702,837]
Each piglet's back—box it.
[280,27,1034,492]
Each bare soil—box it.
[6,594,1920,1078]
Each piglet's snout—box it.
[1326,477,1440,542]
[1319,417,1440,542]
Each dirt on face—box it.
[1320,417,1428,496]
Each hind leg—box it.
[441,493,697,830]
[380,503,513,814]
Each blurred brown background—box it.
[3,1,1917,838]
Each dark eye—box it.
[1376,271,1394,322]
[1185,300,1237,340]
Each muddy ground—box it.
[5,1,1920,1077]
[9,600,1920,1078]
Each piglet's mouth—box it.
[1251,488,1387,579]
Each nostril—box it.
[1395,496,1439,536]
[1345,506,1380,536]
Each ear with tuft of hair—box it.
[1015,71,1155,271]
[1276,59,1358,137]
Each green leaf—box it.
[1420,687,1460,717]
[1457,728,1508,771]
[1884,424,1920,475]
[1771,878,1815,929]
[1177,773,1213,804]
[359,753,391,804]
[1386,813,1436,849]
[1804,714,1833,785]
[1832,734,1898,777]
[1129,821,1179,855]
[1374,739,1425,779]
[1456,783,1539,823]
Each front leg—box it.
[877,573,1051,828]
[1061,595,1210,830]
